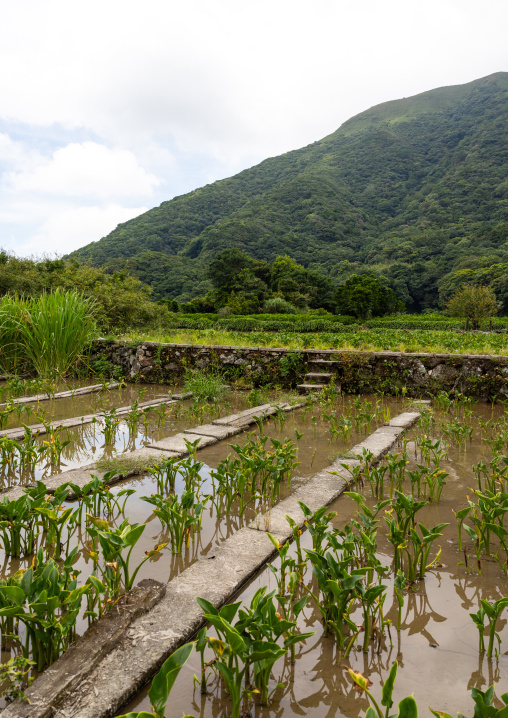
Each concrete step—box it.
[307,359,341,366]
[304,372,333,383]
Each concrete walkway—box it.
[0,382,120,407]
[0,393,191,441]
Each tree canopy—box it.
[335,274,403,320]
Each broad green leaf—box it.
[148,642,194,718]
[381,661,398,709]
[398,695,418,718]
[203,615,246,655]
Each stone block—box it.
[184,424,241,440]
[148,432,217,454]
[389,411,421,428]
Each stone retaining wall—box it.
[90,340,508,400]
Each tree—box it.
[205,249,253,294]
[335,274,403,320]
[446,285,499,329]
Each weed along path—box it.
[0,402,419,718]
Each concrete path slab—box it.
[389,411,421,428]
[115,398,175,415]
[184,423,242,440]
[348,426,404,460]
[0,382,119,407]
[147,432,217,454]
[212,403,275,426]
[0,414,105,441]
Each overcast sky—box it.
[1,0,507,257]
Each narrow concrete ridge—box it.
[0,395,186,441]
[0,382,120,408]
[2,406,420,718]
[0,399,306,500]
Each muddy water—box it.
[0,376,96,402]
[0,392,402,676]
[1,382,176,430]
[120,401,508,717]
[0,387,250,487]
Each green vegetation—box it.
[183,369,230,402]
[0,253,166,332]
[447,284,499,329]
[124,326,508,355]
[0,291,97,379]
[335,274,403,319]
[69,73,508,317]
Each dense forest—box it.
[69,72,508,313]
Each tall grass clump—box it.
[183,369,229,402]
[0,296,27,375]
[0,290,97,379]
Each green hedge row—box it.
[167,313,508,333]
[169,314,359,332]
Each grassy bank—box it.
[122,326,508,355]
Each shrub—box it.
[446,285,499,330]
[262,297,299,314]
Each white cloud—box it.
[0,0,507,254]
[6,142,160,199]
[18,205,148,256]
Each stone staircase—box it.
[296,359,341,394]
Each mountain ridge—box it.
[70,72,508,311]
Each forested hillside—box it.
[70,72,508,312]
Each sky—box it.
[1,0,507,258]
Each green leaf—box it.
[124,523,145,547]
[381,661,398,709]
[0,585,25,604]
[204,615,246,655]
[148,642,194,718]
[398,695,418,718]
[196,596,217,616]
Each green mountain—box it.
[71,72,508,311]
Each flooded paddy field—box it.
[119,395,508,718]
[0,382,409,710]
